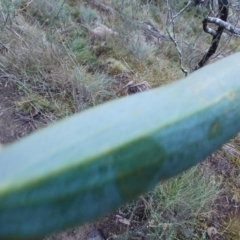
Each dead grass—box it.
[221,213,240,239]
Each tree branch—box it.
[195,0,229,70]
[89,0,114,14]
[142,21,171,41]
[203,19,217,36]
[166,28,188,76]
[172,0,193,21]
[203,16,240,35]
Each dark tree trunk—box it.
[195,0,229,70]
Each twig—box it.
[18,0,34,11]
[166,28,188,76]
[0,13,9,31]
[116,81,134,95]
[89,0,114,14]
[15,110,40,127]
[142,21,171,41]
[0,40,16,57]
[172,0,193,22]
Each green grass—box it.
[69,38,97,64]
[115,166,220,240]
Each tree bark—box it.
[203,16,240,35]
[195,0,229,70]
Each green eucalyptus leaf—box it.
[0,53,240,239]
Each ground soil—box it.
[0,78,33,144]
[44,214,127,240]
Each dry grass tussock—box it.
[1,16,75,120]
[0,6,117,123]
